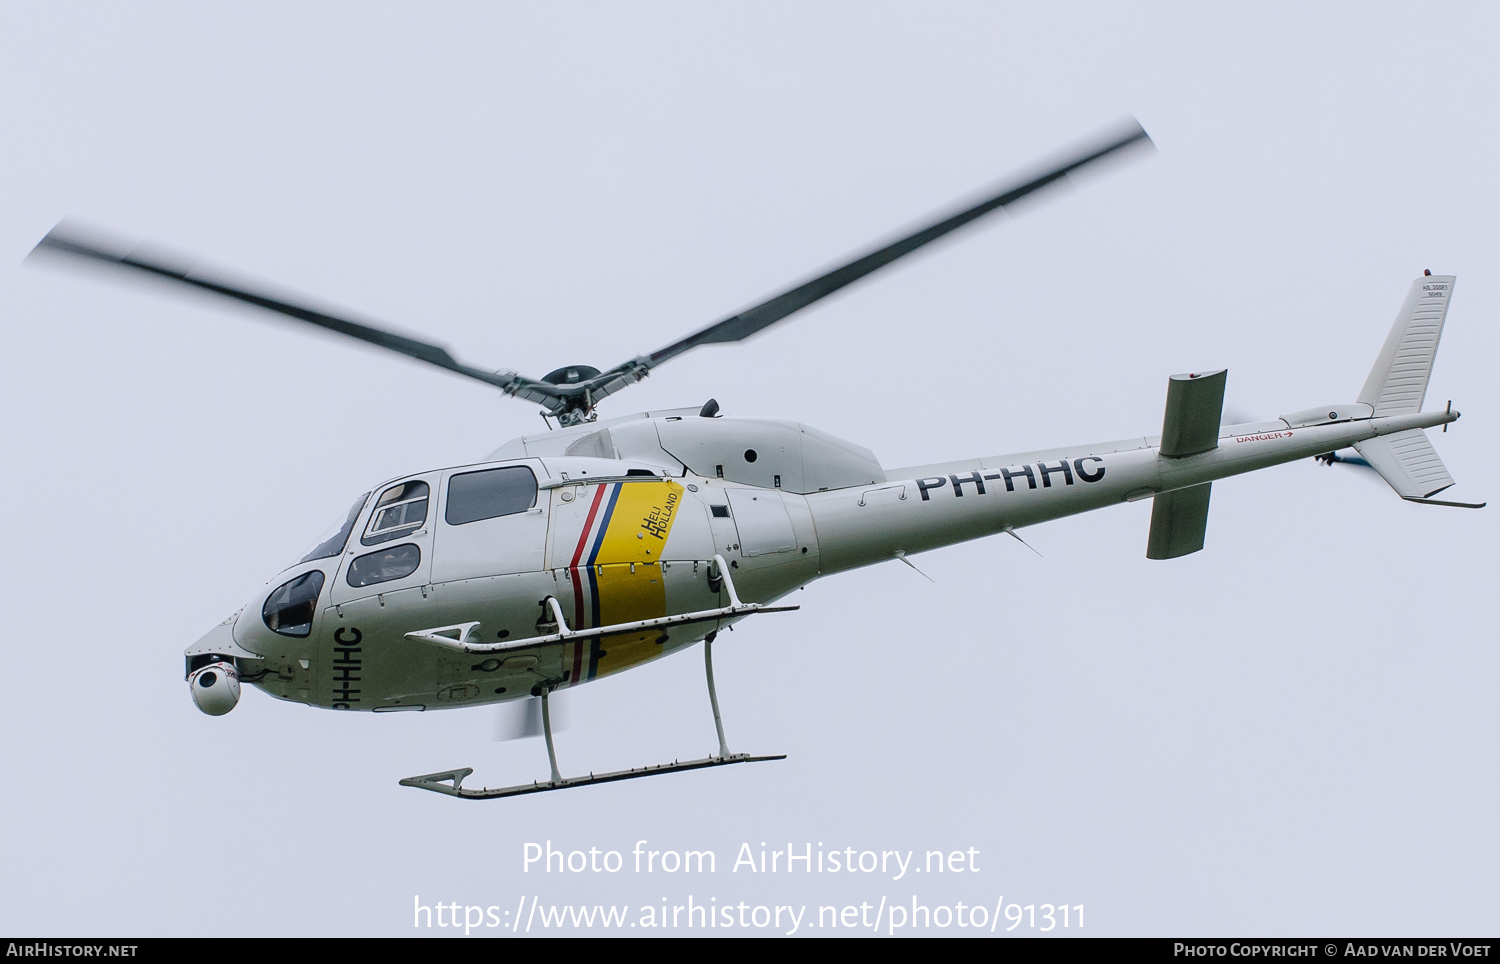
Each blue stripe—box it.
[585,484,620,633]
[586,484,621,566]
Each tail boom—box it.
[807,407,1455,576]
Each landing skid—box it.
[400,752,786,799]
[401,623,784,799]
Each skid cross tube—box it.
[403,555,796,654]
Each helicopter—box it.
[29,120,1482,799]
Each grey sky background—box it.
[2,3,1496,937]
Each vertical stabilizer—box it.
[1349,274,1482,507]
[1359,275,1454,415]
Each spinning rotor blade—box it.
[494,694,568,741]
[632,119,1154,374]
[32,119,1153,427]
[29,224,564,409]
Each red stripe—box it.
[570,484,609,566]
[567,485,610,684]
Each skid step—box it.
[400,752,786,799]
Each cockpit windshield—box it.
[298,493,370,564]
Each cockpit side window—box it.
[445,466,538,526]
[362,480,430,546]
[299,493,370,564]
[263,571,325,637]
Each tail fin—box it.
[1147,483,1213,559]
[1352,273,1483,508]
[1147,369,1226,558]
[1358,273,1454,415]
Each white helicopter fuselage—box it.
[43,126,1473,795]
[188,396,1455,715]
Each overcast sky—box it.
[2,2,1497,938]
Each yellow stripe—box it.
[593,480,684,565]
[596,562,662,628]
[591,481,684,678]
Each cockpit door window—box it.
[362,480,429,546]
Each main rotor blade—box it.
[642,120,1153,369]
[30,224,561,406]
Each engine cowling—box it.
[188,661,240,716]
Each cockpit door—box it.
[431,462,549,583]
[328,474,438,606]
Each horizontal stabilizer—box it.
[1352,429,1453,499]
[1147,482,1212,559]
[1160,370,1227,457]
